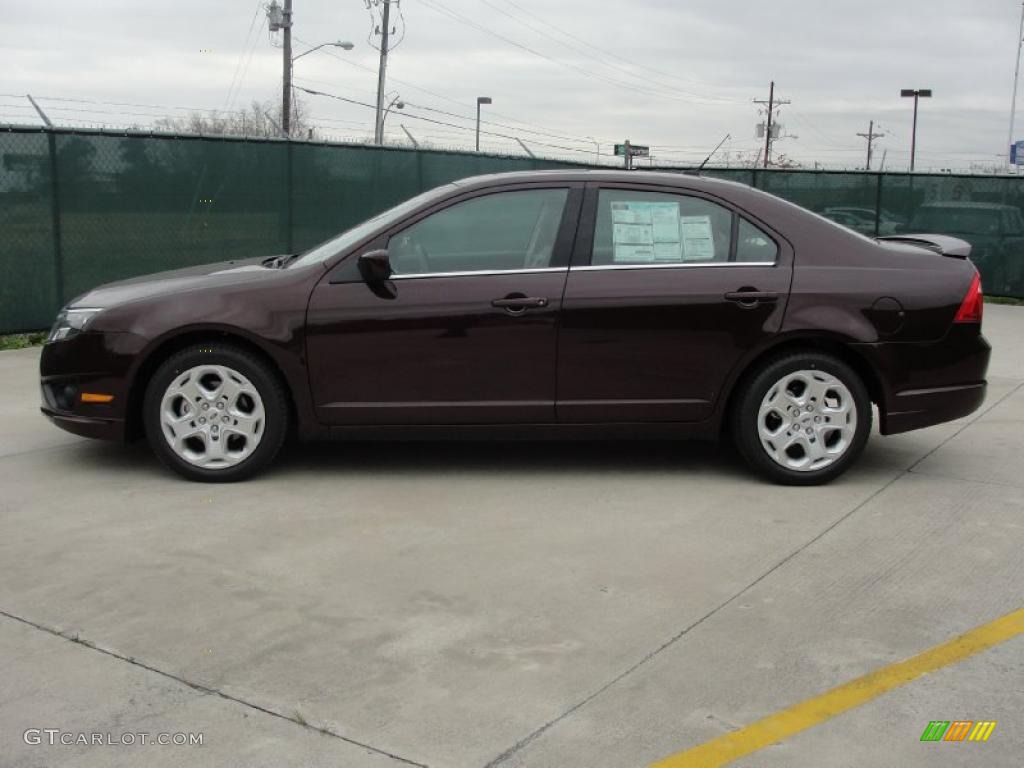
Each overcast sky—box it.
[2,0,1021,170]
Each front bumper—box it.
[39,330,147,443]
[40,406,125,441]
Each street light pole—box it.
[476,96,492,152]
[901,88,932,172]
[292,40,354,62]
[380,95,404,142]
[284,41,354,139]
[1009,1,1024,165]
[586,136,600,164]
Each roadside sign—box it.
[614,143,650,157]
[1012,140,1024,166]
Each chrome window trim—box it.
[390,267,568,280]
[572,261,777,272]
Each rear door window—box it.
[590,189,777,265]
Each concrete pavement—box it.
[1,305,1022,768]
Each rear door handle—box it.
[491,296,548,312]
[725,290,779,306]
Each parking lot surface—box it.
[2,305,1023,768]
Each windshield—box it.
[288,184,458,268]
[909,208,1001,236]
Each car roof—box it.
[449,169,753,193]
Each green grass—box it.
[986,295,1024,306]
[0,332,47,351]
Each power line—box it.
[291,69,616,146]
[294,75,610,150]
[3,94,271,118]
[293,34,617,144]
[501,0,745,98]
[224,0,266,110]
[417,0,736,107]
[295,84,601,157]
[228,14,269,113]
[477,0,740,105]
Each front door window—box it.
[388,189,569,275]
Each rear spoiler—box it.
[876,234,972,258]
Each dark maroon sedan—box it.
[40,171,989,484]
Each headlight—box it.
[48,308,103,343]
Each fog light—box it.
[53,383,78,411]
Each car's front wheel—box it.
[732,352,871,485]
[143,344,288,482]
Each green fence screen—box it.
[2,126,1023,333]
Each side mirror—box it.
[358,249,393,283]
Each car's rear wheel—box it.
[143,344,288,482]
[732,352,871,485]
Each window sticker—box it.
[610,201,682,263]
[680,215,715,261]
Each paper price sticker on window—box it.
[680,215,715,261]
[611,201,683,263]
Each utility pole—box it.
[1009,1,1024,165]
[281,0,293,137]
[754,82,790,168]
[856,121,884,170]
[373,0,392,145]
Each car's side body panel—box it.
[305,181,583,425]
[307,270,568,424]
[37,170,990,454]
[556,180,795,423]
[41,263,329,442]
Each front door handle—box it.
[725,290,779,307]
[492,296,548,314]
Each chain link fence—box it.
[2,125,1023,333]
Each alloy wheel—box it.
[159,364,265,469]
[757,369,858,472]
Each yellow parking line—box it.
[651,608,1024,768]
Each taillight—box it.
[954,272,983,323]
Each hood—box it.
[68,256,289,309]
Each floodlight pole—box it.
[1009,1,1024,166]
[901,88,932,172]
[476,96,492,152]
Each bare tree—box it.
[154,97,315,139]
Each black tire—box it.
[143,343,289,482]
[731,352,872,486]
